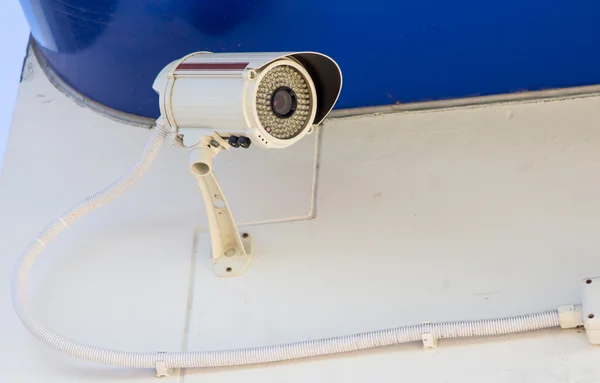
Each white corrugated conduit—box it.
[10,122,581,371]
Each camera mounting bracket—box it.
[180,128,252,277]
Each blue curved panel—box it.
[20,0,600,118]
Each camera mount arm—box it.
[180,129,252,277]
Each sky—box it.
[0,2,29,171]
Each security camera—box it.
[152,52,342,149]
[11,53,342,366]
[153,52,342,277]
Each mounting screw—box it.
[238,136,251,148]
[228,136,240,148]
[210,139,220,148]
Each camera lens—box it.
[271,87,297,118]
[256,64,313,140]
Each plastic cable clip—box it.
[421,333,438,349]
[558,304,584,329]
[155,352,170,378]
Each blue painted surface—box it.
[20,0,600,118]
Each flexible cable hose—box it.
[12,123,562,370]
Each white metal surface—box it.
[4,49,600,381]
[168,74,249,133]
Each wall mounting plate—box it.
[213,233,252,277]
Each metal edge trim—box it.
[328,85,600,120]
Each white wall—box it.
[3,49,600,382]
[0,2,29,170]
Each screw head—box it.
[210,139,220,148]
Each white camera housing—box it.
[153,52,343,149]
[152,52,342,277]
